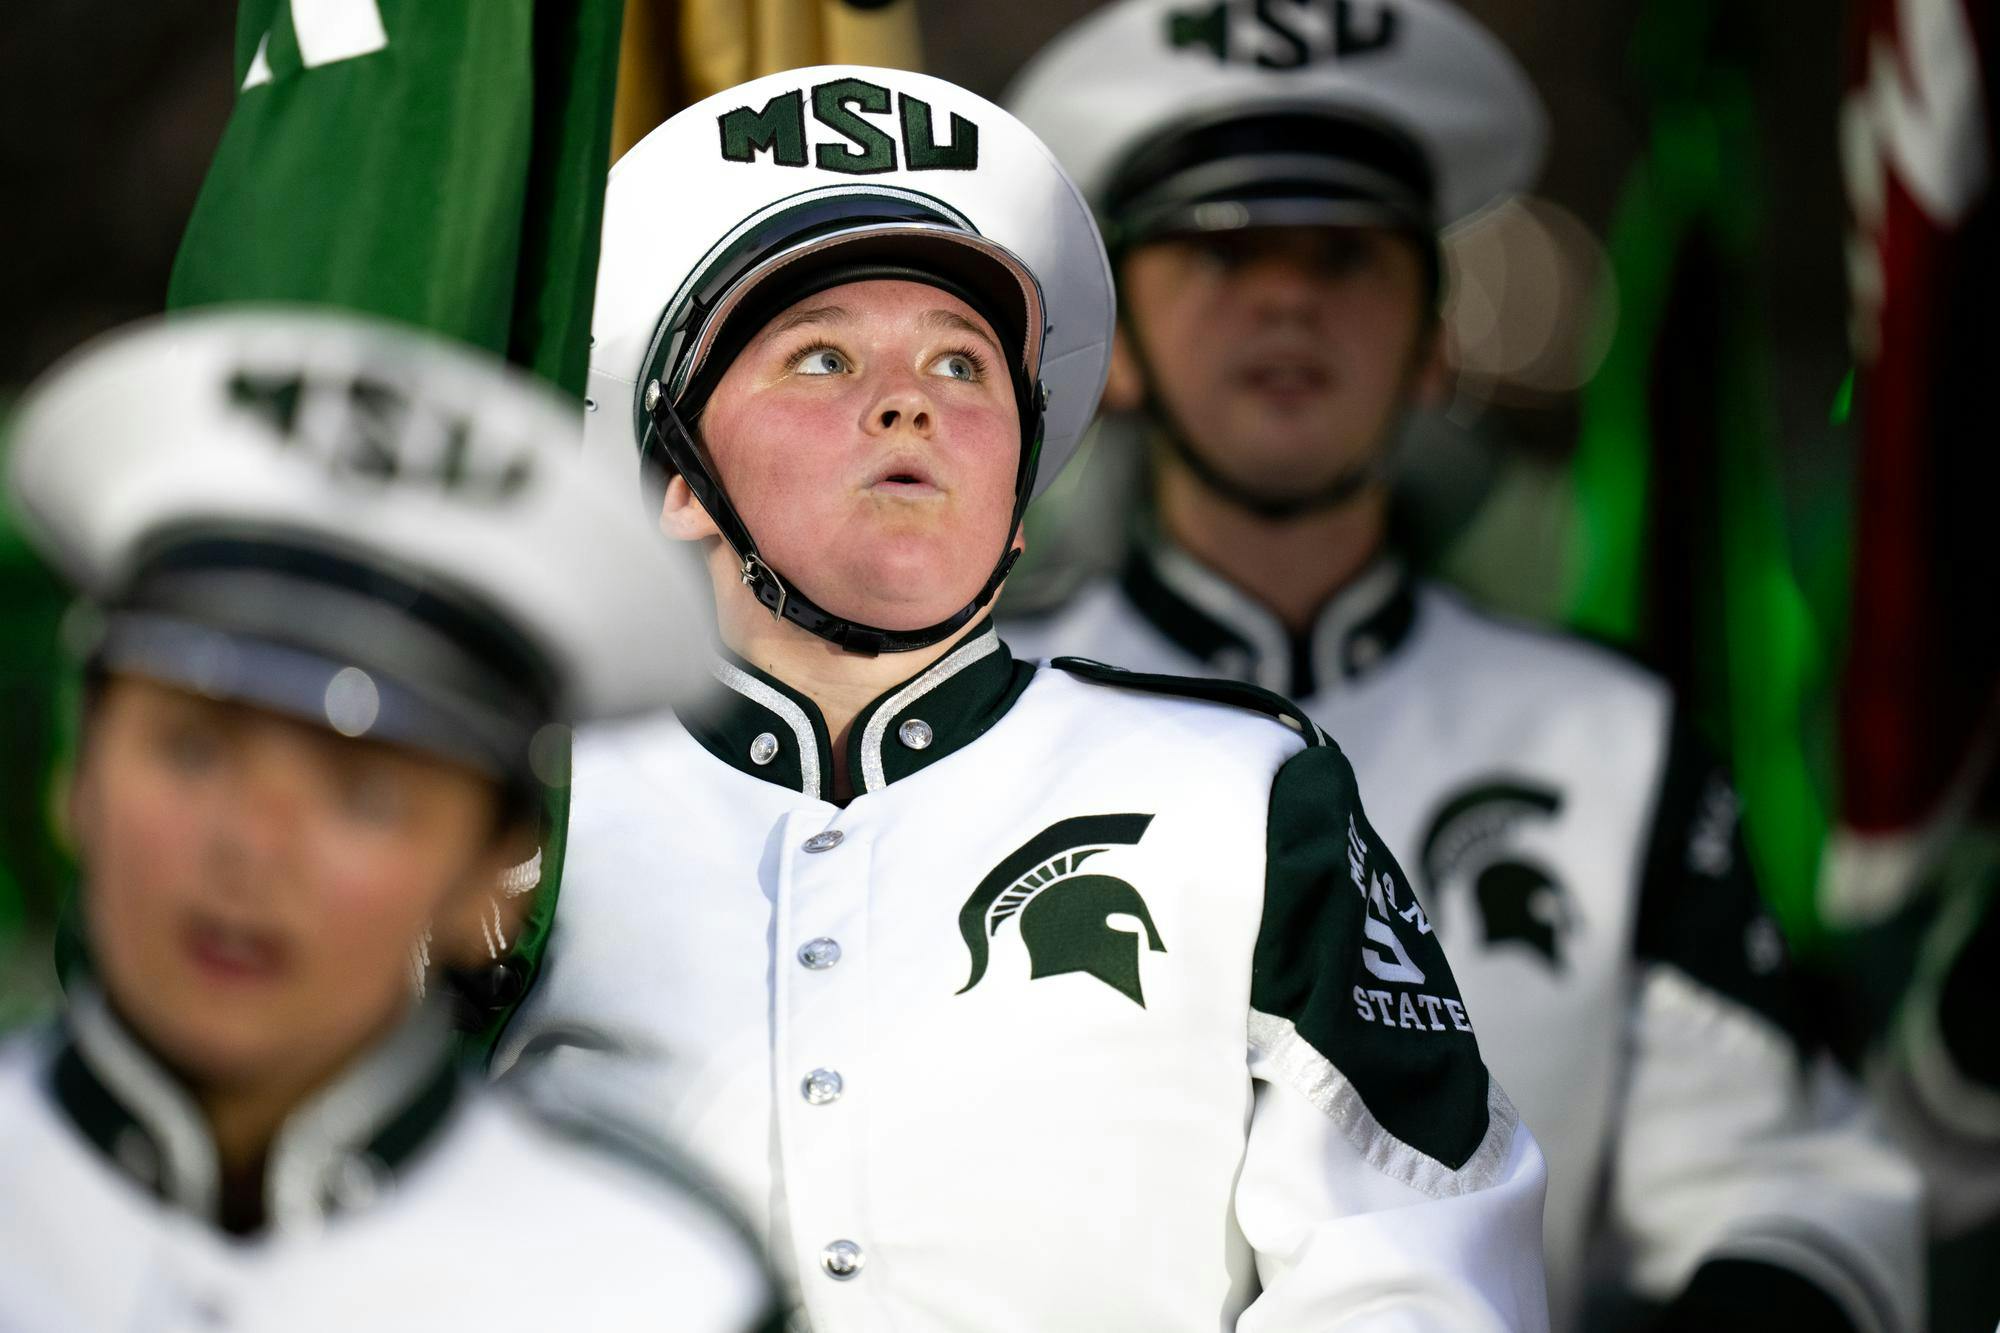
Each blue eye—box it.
[339,774,407,826]
[929,353,980,382]
[794,347,849,376]
[158,725,222,775]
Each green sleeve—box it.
[1254,743,1493,1169]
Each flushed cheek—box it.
[87,878,187,1020]
[305,841,446,963]
[215,869,429,1056]
[85,796,208,975]
[1144,317,1234,406]
[712,394,857,503]
[86,874,295,1077]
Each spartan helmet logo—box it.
[957,814,1163,1007]
[1418,781,1574,968]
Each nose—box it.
[209,742,306,883]
[1239,255,1326,327]
[864,371,935,439]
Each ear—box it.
[428,821,541,969]
[1410,321,1452,410]
[57,759,86,858]
[61,696,105,855]
[1103,323,1146,413]
[659,474,721,542]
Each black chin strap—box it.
[642,387,1034,656]
[1119,309,1383,522]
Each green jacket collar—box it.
[1120,532,1416,701]
[685,618,1035,801]
[51,987,460,1236]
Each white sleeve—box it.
[1236,1026,1550,1331]
[1611,725,1924,1331]
[1869,885,2000,1238]
[1610,966,1923,1332]
[1237,743,1551,1331]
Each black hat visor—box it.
[674,223,1045,419]
[95,535,558,782]
[1102,109,1437,253]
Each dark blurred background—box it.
[0,1,1851,466]
[0,0,1860,573]
[0,0,1861,993]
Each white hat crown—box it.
[7,308,717,725]
[1009,0,1547,231]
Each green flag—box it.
[49,0,628,1022]
[1564,2,1834,950]
[169,0,624,396]
[0,398,72,1015]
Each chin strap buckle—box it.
[740,553,789,622]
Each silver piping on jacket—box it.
[711,659,823,801]
[68,988,219,1222]
[859,629,1001,794]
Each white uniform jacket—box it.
[1005,541,1924,1333]
[0,989,777,1333]
[493,620,1550,1332]
[1871,878,2000,1239]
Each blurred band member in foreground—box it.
[0,310,777,1332]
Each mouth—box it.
[182,912,291,984]
[866,457,946,499]
[1236,362,1334,400]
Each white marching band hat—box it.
[7,307,718,777]
[1008,0,1547,250]
[586,65,1116,654]
[588,63,1114,501]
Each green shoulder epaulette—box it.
[1049,656,1328,747]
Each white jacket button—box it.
[821,1239,865,1280]
[798,938,842,969]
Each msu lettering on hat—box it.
[6,308,717,773]
[1009,0,1546,243]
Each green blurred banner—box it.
[170,0,625,397]
[0,397,71,970]
[1565,3,1833,948]
[27,0,628,1002]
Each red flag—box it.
[1829,0,1998,924]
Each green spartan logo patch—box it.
[957,814,1162,1006]
[1419,780,1572,968]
